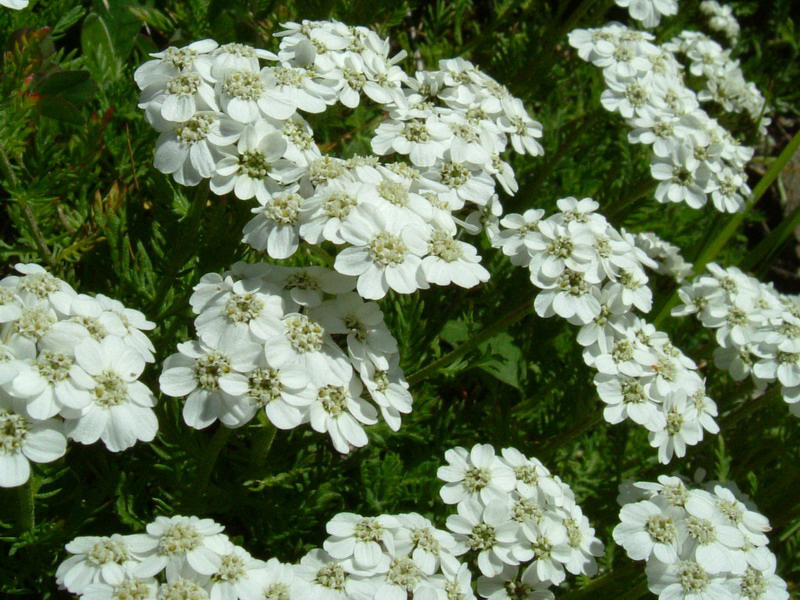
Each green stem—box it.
[653,128,800,328]
[194,425,232,504]
[538,411,605,460]
[606,178,659,221]
[250,415,277,470]
[406,296,535,386]
[17,477,35,532]
[558,565,641,600]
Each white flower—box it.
[255,312,352,385]
[151,111,239,186]
[309,292,398,369]
[335,204,429,299]
[515,517,569,585]
[250,558,301,600]
[293,549,357,600]
[64,337,158,452]
[194,279,285,346]
[299,376,378,454]
[211,122,303,201]
[477,565,554,600]
[81,574,159,600]
[133,515,229,580]
[446,498,522,577]
[323,512,398,572]
[10,348,93,420]
[371,116,451,167]
[645,559,729,600]
[242,185,307,259]
[394,512,461,576]
[206,542,266,600]
[1,0,28,9]
[437,444,516,506]
[56,534,139,595]
[613,498,681,563]
[422,229,490,289]
[0,404,66,487]
[159,331,261,430]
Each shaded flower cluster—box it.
[672,263,800,417]
[159,261,411,454]
[614,475,788,600]
[632,231,693,283]
[568,20,762,213]
[0,264,157,487]
[493,198,720,463]
[666,30,769,137]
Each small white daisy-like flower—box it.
[55,534,139,595]
[64,337,158,453]
[437,444,516,506]
[294,548,357,600]
[446,497,522,578]
[159,331,261,430]
[0,403,66,487]
[335,204,429,299]
[323,512,398,572]
[299,376,378,454]
[132,515,230,581]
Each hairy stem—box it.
[17,477,35,532]
[194,425,232,506]
[250,415,277,470]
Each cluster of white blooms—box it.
[437,443,604,598]
[666,31,769,137]
[55,444,602,600]
[614,0,678,28]
[568,23,759,213]
[493,199,720,463]
[56,515,302,600]
[614,475,788,600]
[633,231,693,282]
[700,1,740,43]
[0,264,158,488]
[672,263,800,417]
[159,261,412,454]
[136,20,545,299]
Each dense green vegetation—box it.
[0,0,798,597]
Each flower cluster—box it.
[568,22,759,213]
[700,1,740,44]
[666,30,769,137]
[438,443,604,596]
[632,231,693,283]
[55,443,602,600]
[159,261,412,453]
[0,264,157,487]
[672,263,800,417]
[614,475,788,600]
[493,198,720,463]
[136,20,545,298]
[614,0,678,28]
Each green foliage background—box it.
[0,0,799,597]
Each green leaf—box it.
[34,70,97,123]
[82,12,120,82]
